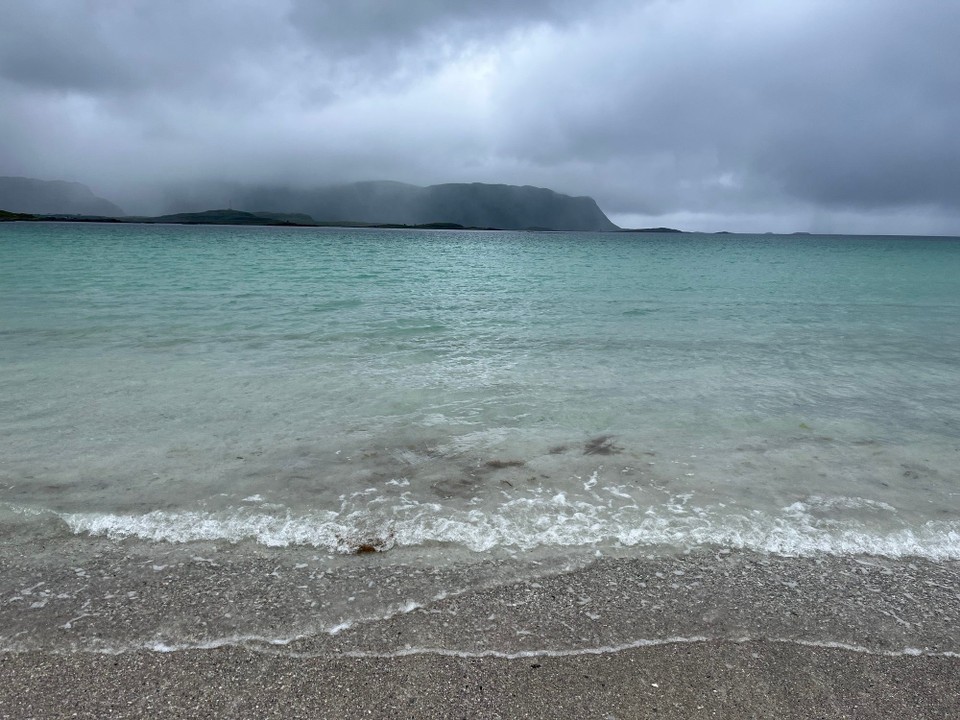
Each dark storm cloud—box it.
[0,2,132,92]
[0,1,294,97]
[0,0,958,233]
[288,0,583,57]
[748,3,960,210]
[491,1,960,214]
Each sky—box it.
[1,0,959,234]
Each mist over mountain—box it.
[0,177,124,216]
[2,174,618,231]
[3,3,960,234]
[165,181,619,231]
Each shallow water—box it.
[1,222,959,652]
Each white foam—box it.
[343,635,712,660]
[583,471,599,491]
[5,630,958,659]
[347,636,960,661]
[144,633,303,653]
[54,492,960,561]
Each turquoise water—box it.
[2,222,960,559]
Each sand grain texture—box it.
[3,641,960,719]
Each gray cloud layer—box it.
[1,0,958,233]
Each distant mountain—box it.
[167,181,619,231]
[618,226,684,233]
[142,209,317,226]
[0,177,124,216]
[1,177,618,230]
[134,209,501,229]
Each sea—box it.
[1,222,959,657]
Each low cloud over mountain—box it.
[1,1,958,234]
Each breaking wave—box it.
[53,492,960,561]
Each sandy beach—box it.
[3,640,959,719]
[3,551,960,718]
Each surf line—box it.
[8,634,959,660]
[336,636,960,661]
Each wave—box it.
[47,493,960,561]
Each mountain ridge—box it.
[1,177,619,231]
[0,176,124,216]
[167,180,619,231]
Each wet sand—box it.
[2,640,959,719]
[4,549,960,717]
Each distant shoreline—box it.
[0,208,552,232]
[4,210,960,238]
[0,208,683,233]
